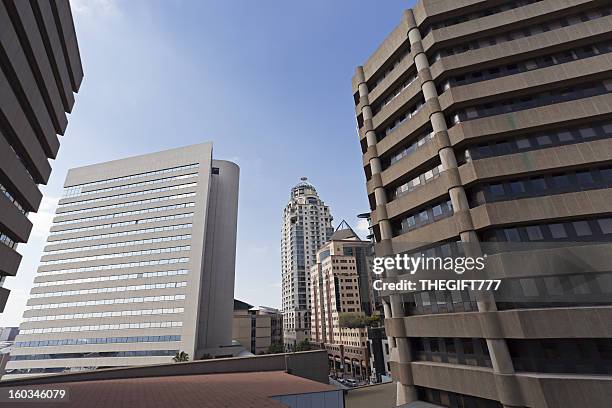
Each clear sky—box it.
[1,0,414,326]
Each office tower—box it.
[0,0,83,311]
[233,300,283,355]
[352,1,612,407]
[281,178,334,349]
[310,221,376,382]
[4,143,239,378]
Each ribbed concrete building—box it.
[281,178,334,349]
[353,1,612,407]
[4,143,240,378]
[0,0,83,312]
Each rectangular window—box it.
[510,181,526,194]
[526,226,543,241]
[573,221,592,236]
[490,184,505,196]
[516,138,531,149]
[549,223,568,239]
[579,127,597,138]
[504,228,521,242]
[597,218,612,234]
[576,171,594,185]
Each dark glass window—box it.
[549,223,568,238]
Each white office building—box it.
[4,142,239,378]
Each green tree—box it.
[173,351,189,362]
[267,342,285,354]
[339,312,366,328]
[365,314,382,328]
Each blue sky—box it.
[2,0,413,325]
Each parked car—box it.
[345,379,358,387]
[337,378,345,384]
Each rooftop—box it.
[0,371,336,408]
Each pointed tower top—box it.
[330,220,360,241]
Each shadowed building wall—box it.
[0,0,83,312]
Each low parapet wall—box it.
[0,350,329,386]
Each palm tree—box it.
[173,351,189,362]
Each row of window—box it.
[44,235,191,255]
[40,245,191,266]
[68,173,197,198]
[58,182,197,209]
[395,198,453,235]
[384,128,434,169]
[481,218,612,243]
[458,121,612,163]
[0,181,26,215]
[422,0,541,36]
[31,281,188,299]
[431,7,612,62]
[62,163,199,196]
[381,98,425,137]
[25,294,187,310]
[11,349,180,361]
[7,142,35,183]
[15,335,182,348]
[450,80,612,124]
[0,230,17,250]
[404,289,479,316]
[37,257,190,277]
[418,386,502,408]
[49,213,193,237]
[46,223,192,246]
[507,339,612,374]
[55,195,195,221]
[371,72,418,116]
[439,41,612,92]
[20,321,184,335]
[33,269,189,288]
[467,167,612,208]
[23,307,185,322]
[391,163,444,200]
[414,337,491,368]
[496,273,611,311]
[369,48,411,94]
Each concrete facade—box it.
[0,0,83,312]
[352,1,612,407]
[3,143,240,379]
[281,178,334,349]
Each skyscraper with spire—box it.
[281,178,333,349]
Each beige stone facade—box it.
[310,224,376,381]
[353,1,612,407]
[233,300,282,355]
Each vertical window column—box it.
[408,10,522,408]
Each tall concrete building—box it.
[4,143,239,378]
[281,178,334,349]
[353,1,612,407]
[0,0,83,312]
[310,221,376,381]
